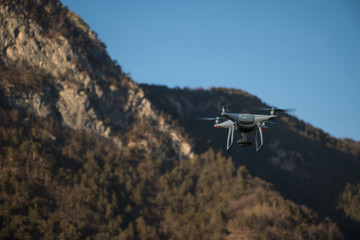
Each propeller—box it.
[275,108,296,113]
[197,116,224,124]
[256,107,296,114]
[197,117,218,121]
[267,120,280,125]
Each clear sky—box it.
[61,0,360,141]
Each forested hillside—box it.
[141,84,360,239]
[0,108,342,239]
[0,0,359,239]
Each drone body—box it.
[205,106,293,152]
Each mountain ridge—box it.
[0,0,194,159]
[140,83,360,238]
[0,0,359,239]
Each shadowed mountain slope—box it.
[141,84,360,239]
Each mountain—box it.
[140,85,360,238]
[0,0,359,239]
[0,0,193,159]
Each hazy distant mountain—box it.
[0,0,359,239]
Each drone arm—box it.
[226,124,234,151]
[255,123,264,152]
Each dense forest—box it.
[0,108,343,239]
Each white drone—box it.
[200,106,295,152]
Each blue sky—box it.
[61,0,360,141]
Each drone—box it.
[200,106,295,152]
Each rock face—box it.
[0,0,193,159]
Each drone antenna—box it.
[221,105,229,116]
[270,107,275,115]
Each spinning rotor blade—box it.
[256,107,296,114]
[267,120,280,125]
[274,108,296,113]
[197,117,217,121]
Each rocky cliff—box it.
[0,0,193,159]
